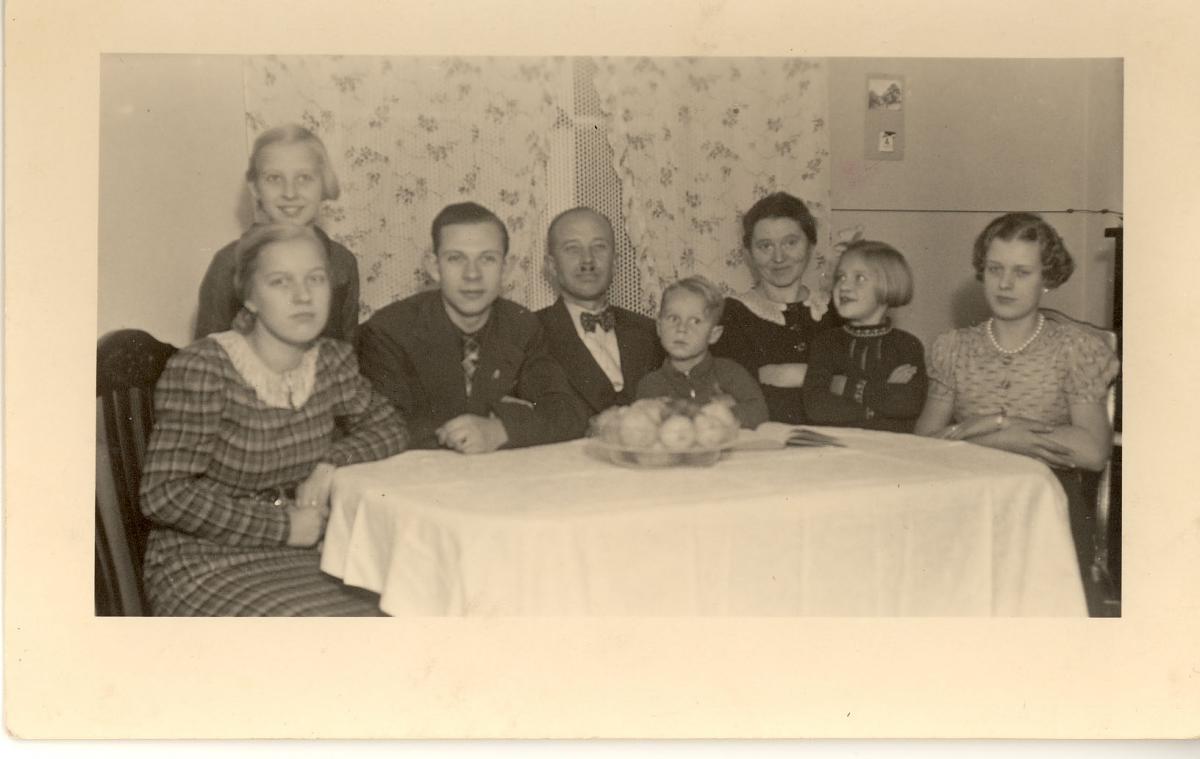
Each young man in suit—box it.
[536,208,663,417]
[357,202,587,453]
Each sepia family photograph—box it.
[96,54,1122,619]
[8,0,1199,744]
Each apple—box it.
[699,400,738,431]
[592,408,623,445]
[692,413,728,448]
[630,398,669,423]
[658,414,697,451]
[619,408,659,448]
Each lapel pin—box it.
[492,369,501,379]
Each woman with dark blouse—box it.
[142,224,406,616]
[711,192,843,424]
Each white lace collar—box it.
[210,331,320,410]
[732,284,831,325]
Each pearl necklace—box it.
[987,313,1045,355]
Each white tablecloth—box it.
[321,428,1086,616]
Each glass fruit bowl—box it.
[588,398,742,468]
[589,439,731,468]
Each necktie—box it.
[461,333,481,396]
[580,308,615,333]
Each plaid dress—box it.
[140,334,407,616]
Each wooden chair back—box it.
[95,329,177,616]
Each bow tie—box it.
[580,309,615,333]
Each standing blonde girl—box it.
[195,124,360,341]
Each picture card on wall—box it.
[865,74,905,161]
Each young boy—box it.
[356,202,587,453]
[636,276,768,429]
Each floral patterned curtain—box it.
[592,58,832,313]
[243,56,570,319]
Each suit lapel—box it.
[411,293,470,415]
[547,298,615,413]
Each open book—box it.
[732,421,845,450]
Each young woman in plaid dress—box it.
[140,224,407,616]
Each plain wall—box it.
[99,55,248,348]
[827,58,1122,347]
[98,57,1122,349]
[1084,58,1124,326]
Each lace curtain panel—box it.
[242,56,831,318]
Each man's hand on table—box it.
[437,413,509,454]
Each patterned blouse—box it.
[927,316,1119,426]
[139,333,407,616]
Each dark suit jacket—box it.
[356,290,588,449]
[536,298,663,416]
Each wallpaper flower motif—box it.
[593,58,833,312]
[242,56,831,318]
[244,56,570,319]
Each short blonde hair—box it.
[838,240,914,308]
[660,275,726,323]
[245,124,341,201]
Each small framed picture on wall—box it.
[866,74,904,160]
